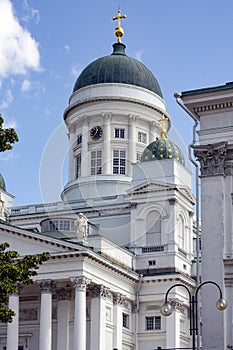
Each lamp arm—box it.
[164,283,192,303]
[195,280,223,299]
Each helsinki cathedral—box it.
[0,10,197,350]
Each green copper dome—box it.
[0,173,6,191]
[73,43,163,97]
[141,138,185,165]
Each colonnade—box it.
[6,276,126,350]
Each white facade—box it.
[0,39,197,350]
[180,83,233,350]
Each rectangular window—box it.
[122,313,129,328]
[77,134,82,145]
[138,131,147,144]
[115,128,125,138]
[145,316,161,330]
[137,152,141,162]
[76,153,81,179]
[59,220,70,231]
[91,150,102,175]
[113,150,126,174]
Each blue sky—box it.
[0,0,232,206]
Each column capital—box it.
[10,282,23,296]
[71,276,91,291]
[69,124,76,134]
[102,112,112,123]
[56,286,72,301]
[169,298,185,314]
[194,142,227,176]
[80,115,89,126]
[38,279,56,293]
[90,284,111,299]
[128,114,138,124]
[112,292,126,306]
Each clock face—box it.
[90,126,103,140]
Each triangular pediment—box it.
[128,180,176,195]
[127,180,195,204]
[0,222,81,257]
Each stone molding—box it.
[128,114,138,124]
[10,282,23,296]
[38,279,56,293]
[90,284,111,300]
[169,298,185,314]
[71,276,90,291]
[194,142,227,176]
[193,101,233,114]
[112,292,126,306]
[56,286,72,301]
[103,112,112,123]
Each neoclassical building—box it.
[177,83,233,350]
[0,11,197,350]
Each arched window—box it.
[146,211,162,246]
[178,214,185,250]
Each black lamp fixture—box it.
[160,281,227,350]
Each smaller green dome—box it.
[141,138,185,165]
[0,173,6,191]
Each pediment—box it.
[128,180,195,204]
[0,223,80,256]
[128,180,176,195]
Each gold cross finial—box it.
[159,114,169,139]
[112,9,126,43]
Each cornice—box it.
[193,100,233,114]
[64,96,166,121]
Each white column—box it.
[90,284,108,350]
[103,113,111,174]
[57,286,72,350]
[68,124,76,182]
[81,116,89,177]
[72,277,88,350]
[166,302,180,349]
[128,115,137,172]
[7,289,21,350]
[39,280,55,350]
[195,144,227,350]
[113,293,125,350]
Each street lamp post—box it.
[160,281,227,350]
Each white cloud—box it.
[135,50,143,62]
[21,79,31,92]
[0,89,14,109]
[64,45,70,54]
[70,63,82,78]
[3,118,17,129]
[0,0,41,78]
[22,0,40,23]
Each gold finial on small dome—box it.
[112,9,126,43]
[159,114,169,139]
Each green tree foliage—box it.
[0,115,18,152]
[0,242,50,323]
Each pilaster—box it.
[113,292,125,350]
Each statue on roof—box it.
[0,192,5,221]
[75,213,88,242]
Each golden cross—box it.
[159,114,169,139]
[112,9,126,43]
